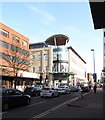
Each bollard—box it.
[78,86,83,99]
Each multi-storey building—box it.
[87,73,93,84]
[29,42,53,86]
[29,34,87,87]
[103,29,105,68]
[68,46,87,86]
[0,22,29,88]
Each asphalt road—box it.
[2,92,80,120]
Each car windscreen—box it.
[42,88,51,90]
[33,87,41,90]
[58,86,64,88]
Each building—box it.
[89,2,105,88]
[87,73,93,84]
[29,42,53,86]
[103,29,105,68]
[45,34,70,87]
[29,34,87,87]
[0,22,30,88]
[68,46,87,86]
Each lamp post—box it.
[91,49,96,82]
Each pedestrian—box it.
[78,85,83,99]
[89,84,91,90]
[93,83,97,93]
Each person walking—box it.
[78,85,83,99]
[93,82,97,93]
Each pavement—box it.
[41,88,104,119]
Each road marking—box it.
[27,101,46,107]
[1,112,7,114]
[2,101,46,114]
[29,92,89,120]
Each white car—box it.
[57,86,71,94]
[40,87,60,98]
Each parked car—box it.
[57,86,71,94]
[81,85,89,92]
[1,88,31,111]
[40,87,60,98]
[24,86,42,97]
[69,86,79,92]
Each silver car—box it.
[57,86,71,94]
[40,87,60,98]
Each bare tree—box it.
[2,41,30,88]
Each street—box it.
[1,89,104,120]
[2,92,79,119]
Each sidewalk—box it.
[42,88,104,119]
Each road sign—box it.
[93,73,97,82]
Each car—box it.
[57,86,71,94]
[69,86,79,92]
[40,87,60,98]
[1,88,31,111]
[24,86,42,97]
[81,86,89,92]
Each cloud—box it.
[29,6,56,24]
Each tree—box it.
[2,41,30,88]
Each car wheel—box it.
[35,93,38,96]
[58,93,60,97]
[26,99,30,105]
[52,93,54,97]
[3,103,9,111]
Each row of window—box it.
[0,28,28,47]
[30,52,49,61]
[0,40,29,56]
[0,52,30,66]
[32,66,49,73]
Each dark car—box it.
[24,86,42,97]
[81,86,89,92]
[69,86,79,92]
[1,88,31,111]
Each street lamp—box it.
[91,49,96,82]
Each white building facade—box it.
[68,46,87,86]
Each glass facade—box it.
[53,46,68,61]
[53,46,68,73]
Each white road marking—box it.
[29,92,89,120]
[27,101,46,107]
[2,101,46,114]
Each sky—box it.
[0,1,103,79]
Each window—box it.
[22,40,28,47]
[0,29,9,37]
[12,34,19,43]
[46,66,49,72]
[38,52,42,60]
[39,67,42,73]
[104,32,105,37]
[45,53,49,60]
[33,67,35,73]
[32,55,35,59]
